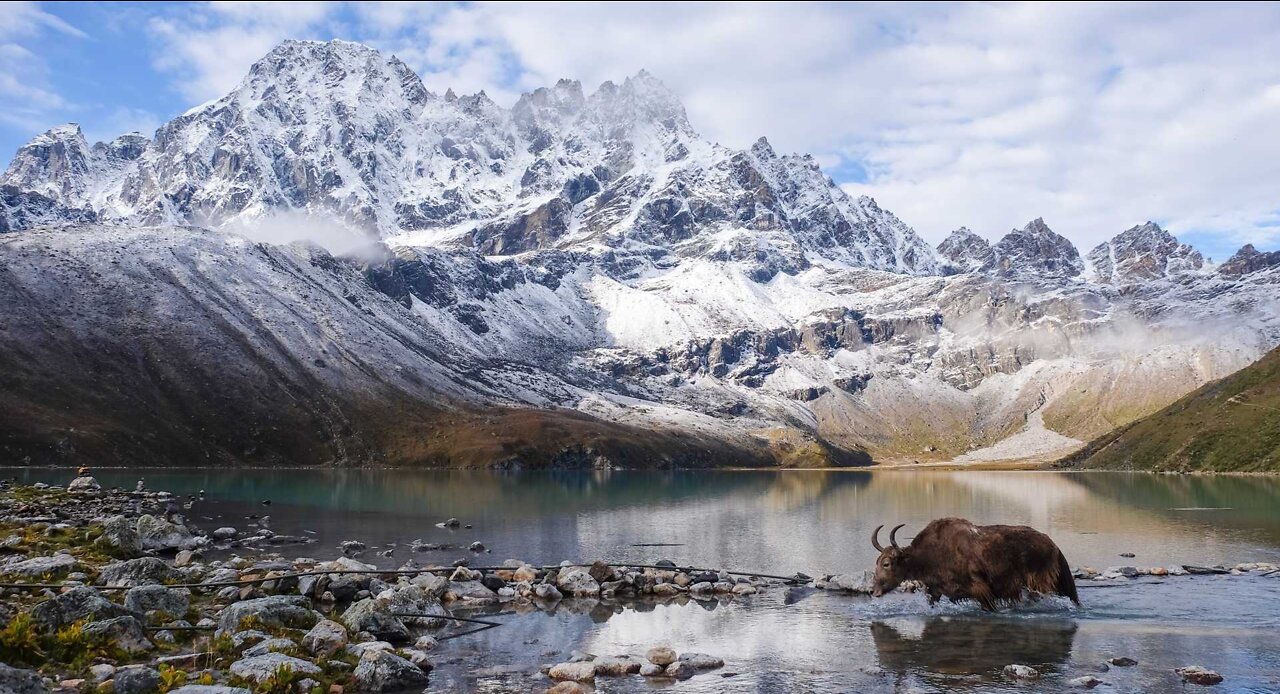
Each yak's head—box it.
[870,523,908,597]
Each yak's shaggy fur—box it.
[871,517,1079,611]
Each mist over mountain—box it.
[2,39,1278,469]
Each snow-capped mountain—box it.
[1,39,938,276]
[1,39,1278,469]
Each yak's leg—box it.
[970,581,999,612]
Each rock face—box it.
[992,218,1084,280]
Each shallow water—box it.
[8,468,1280,692]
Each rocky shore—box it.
[0,478,790,693]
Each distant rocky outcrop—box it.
[937,227,995,274]
[1087,222,1203,284]
[1218,244,1280,277]
[991,218,1084,280]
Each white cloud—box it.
[0,3,86,135]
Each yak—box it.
[870,517,1079,611]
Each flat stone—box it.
[1107,657,1137,667]
[229,653,321,683]
[1068,675,1104,689]
[594,655,643,676]
[548,661,597,682]
[243,637,299,657]
[678,652,724,669]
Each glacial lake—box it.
[7,468,1280,693]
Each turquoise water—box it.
[8,468,1280,692]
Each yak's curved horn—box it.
[871,524,885,552]
[889,524,906,548]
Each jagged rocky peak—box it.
[1218,243,1280,276]
[93,133,150,162]
[937,227,994,273]
[2,123,94,200]
[992,218,1083,279]
[1088,221,1203,284]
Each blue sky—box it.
[3,1,1279,259]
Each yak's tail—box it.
[1056,550,1080,605]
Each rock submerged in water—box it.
[1176,666,1223,685]
[548,661,597,682]
[1068,675,1104,688]
[1107,656,1137,667]
[1003,664,1040,680]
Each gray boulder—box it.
[678,652,724,669]
[83,615,154,654]
[68,476,101,492]
[302,619,348,657]
[353,650,430,692]
[218,595,320,632]
[31,586,135,630]
[98,557,180,587]
[229,653,321,683]
[95,515,143,558]
[556,570,600,597]
[112,665,161,694]
[0,663,45,694]
[341,598,409,642]
[381,585,446,627]
[446,580,498,601]
[124,585,190,619]
[136,514,205,552]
